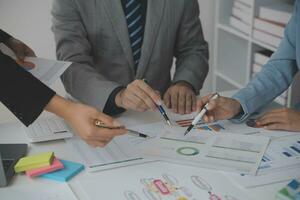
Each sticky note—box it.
[40,160,84,182]
[14,152,54,173]
[26,158,64,178]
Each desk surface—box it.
[0,91,288,200]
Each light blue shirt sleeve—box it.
[231,0,299,123]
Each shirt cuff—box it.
[103,86,126,116]
[230,94,251,123]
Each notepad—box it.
[14,152,54,173]
[26,158,64,178]
[40,160,84,182]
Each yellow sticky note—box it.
[14,152,54,173]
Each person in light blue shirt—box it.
[198,0,300,132]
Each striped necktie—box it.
[123,0,144,71]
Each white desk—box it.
[0,92,289,200]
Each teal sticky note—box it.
[40,159,84,182]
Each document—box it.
[25,57,71,86]
[226,135,300,187]
[24,117,73,143]
[139,126,270,175]
[174,113,294,139]
[65,134,152,172]
[0,183,77,200]
[77,161,251,200]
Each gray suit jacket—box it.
[52,0,209,111]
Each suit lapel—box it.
[135,0,166,78]
[102,0,135,73]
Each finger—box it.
[185,94,192,114]
[96,112,115,126]
[101,128,126,138]
[171,92,179,113]
[16,60,35,70]
[124,92,149,111]
[128,84,156,110]
[206,100,217,111]
[25,46,36,57]
[257,112,285,124]
[203,115,209,123]
[192,94,197,112]
[15,47,26,60]
[196,94,214,111]
[264,123,290,131]
[85,140,110,148]
[257,115,284,126]
[163,92,171,109]
[137,81,160,104]
[178,91,186,115]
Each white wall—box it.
[0,0,215,120]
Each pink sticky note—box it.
[26,158,64,178]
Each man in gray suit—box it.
[52,0,208,116]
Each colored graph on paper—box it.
[257,135,300,175]
[176,119,226,132]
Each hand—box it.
[163,82,196,114]
[5,37,36,70]
[115,80,161,112]
[46,95,126,147]
[256,108,300,132]
[197,94,242,123]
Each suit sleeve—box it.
[173,0,209,94]
[232,1,299,122]
[0,53,56,126]
[51,0,121,113]
[0,29,12,43]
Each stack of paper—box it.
[253,3,293,47]
[226,135,300,188]
[229,0,253,34]
[139,126,270,175]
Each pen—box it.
[142,79,172,126]
[184,93,219,136]
[94,120,150,138]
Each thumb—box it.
[96,112,115,126]
[206,100,217,111]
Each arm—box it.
[0,52,125,146]
[232,1,299,122]
[163,0,209,114]
[173,0,209,92]
[0,52,56,126]
[0,30,12,43]
[51,0,121,112]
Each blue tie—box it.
[123,0,144,71]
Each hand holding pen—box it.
[142,79,172,125]
[184,93,220,135]
[195,94,243,124]
[115,80,162,112]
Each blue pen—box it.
[143,79,172,126]
[156,100,172,126]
